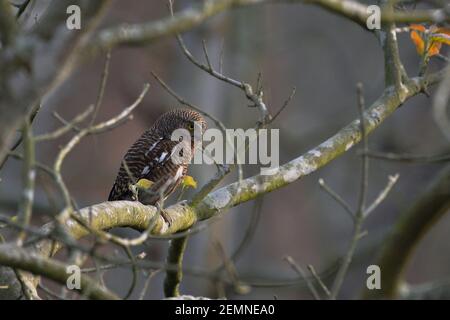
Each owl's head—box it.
[153,109,207,140]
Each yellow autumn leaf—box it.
[182,175,197,189]
[135,178,154,190]
[430,32,450,46]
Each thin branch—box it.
[318,178,355,222]
[122,245,138,299]
[52,112,82,133]
[139,270,160,300]
[356,82,369,217]
[307,264,331,298]
[201,39,213,70]
[364,174,400,217]
[167,0,270,124]
[330,83,370,299]
[214,241,250,296]
[284,256,320,300]
[0,102,41,170]
[271,87,296,122]
[90,51,112,127]
[215,196,264,274]
[150,72,227,133]
[7,151,56,178]
[14,0,32,19]
[35,105,95,142]
[363,151,450,163]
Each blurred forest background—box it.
[0,0,449,299]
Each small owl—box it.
[108,109,206,215]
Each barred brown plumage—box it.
[108,109,206,211]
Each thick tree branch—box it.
[0,244,119,300]
[304,0,449,26]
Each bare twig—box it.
[214,241,250,296]
[0,102,41,170]
[356,82,368,217]
[167,0,270,124]
[307,264,331,298]
[284,256,320,300]
[35,105,95,142]
[364,174,400,217]
[362,151,450,163]
[271,87,296,122]
[90,51,112,127]
[7,151,55,178]
[318,178,355,222]
[139,269,160,300]
[216,196,264,273]
[13,0,32,19]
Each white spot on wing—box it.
[158,152,168,163]
[141,166,150,175]
[145,139,161,156]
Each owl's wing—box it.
[136,139,190,205]
[108,137,190,204]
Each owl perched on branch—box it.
[108,109,206,222]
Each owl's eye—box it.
[188,122,195,131]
